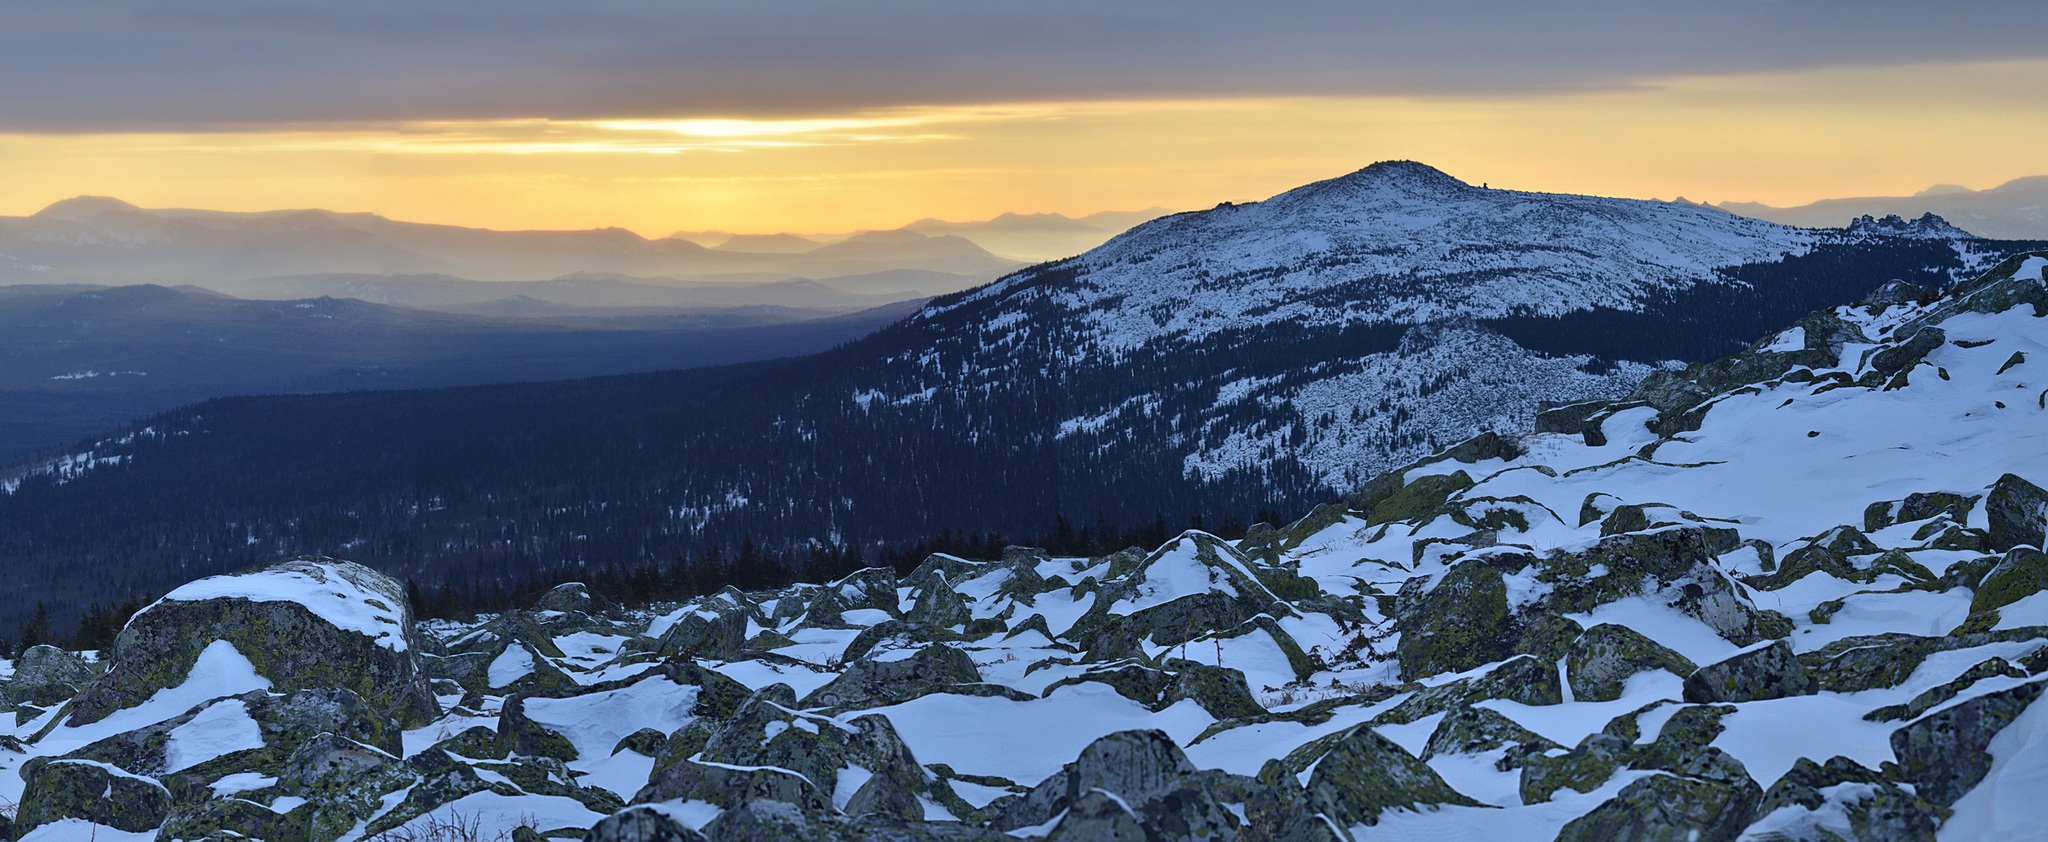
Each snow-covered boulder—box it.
[66,556,438,729]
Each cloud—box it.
[2,0,2045,131]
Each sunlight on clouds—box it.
[1,60,2044,235]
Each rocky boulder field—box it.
[2,252,2047,840]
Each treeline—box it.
[7,595,151,657]
[406,509,1263,622]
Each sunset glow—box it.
[5,58,2045,235]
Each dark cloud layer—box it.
[6,0,2046,131]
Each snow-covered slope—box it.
[4,254,2045,840]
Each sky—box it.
[3,1,2046,235]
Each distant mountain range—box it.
[1718,175,2048,240]
[0,197,1028,296]
[2,162,2040,630]
[673,208,1175,263]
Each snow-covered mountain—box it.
[4,250,2044,841]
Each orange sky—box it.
[3,60,2045,236]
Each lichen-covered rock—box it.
[1568,623,1698,702]
[1889,676,2048,806]
[638,684,940,820]
[589,805,710,842]
[1305,726,1480,826]
[1514,612,1585,662]
[1395,557,1519,680]
[15,756,173,834]
[1423,704,1561,764]
[657,607,750,661]
[1552,773,1761,842]
[1045,788,1150,841]
[535,581,600,614]
[1750,756,1948,842]
[1967,546,2048,622]
[1985,473,2048,553]
[67,557,439,729]
[157,797,291,842]
[1539,526,1742,615]
[1362,470,1476,526]
[995,729,1198,831]
[1684,641,1817,703]
[801,644,1014,711]
[1380,654,1563,724]
[1865,657,2031,723]
[5,644,99,708]
[906,577,974,628]
[1519,733,1626,804]
[499,692,581,761]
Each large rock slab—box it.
[67,556,439,728]
[1683,641,1817,704]
[1986,473,2048,552]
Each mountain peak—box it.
[33,195,145,220]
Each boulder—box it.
[535,581,600,614]
[1986,473,2048,552]
[1423,704,1561,764]
[1394,558,1519,680]
[800,644,1001,711]
[1889,677,2048,806]
[15,757,172,834]
[1553,773,1761,842]
[1044,790,1150,841]
[1568,624,1698,702]
[5,645,99,708]
[1968,546,2048,620]
[656,608,750,661]
[1520,733,1626,804]
[590,805,710,842]
[66,557,439,729]
[1752,756,1946,842]
[1684,641,1817,703]
[995,729,1197,831]
[1304,726,1481,826]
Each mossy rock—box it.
[67,557,439,729]
[1970,546,2048,617]
[588,805,709,842]
[1394,558,1519,680]
[1519,733,1625,804]
[16,757,172,834]
[158,797,294,842]
[656,608,750,661]
[1865,656,2030,723]
[1568,623,1698,702]
[1889,676,2048,806]
[1422,704,1561,764]
[1364,471,1475,527]
[1277,503,1350,552]
[1379,655,1562,725]
[498,693,581,761]
[1756,756,1947,842]
[1538,526,1742,615]
[1304,726,1481,827]
[906,579,974,628]
[1629,704,1740,774]
[1985,473,2048,553]
[5,645,99,707]
[1553,772,1762,842]
[802,644,1019,712]
[1160,658,1265,720]
[1684,641,1816,703]
[1514,613,1585,663]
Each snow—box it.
[17,820,156,842]
[164,698,265,773]
[33,640,272,758]
[1940,680,2048,840]
[1993,590,2048,630]
[149,560,410,651]
[487,645,535,688]
[521,676,699,761]
[873,684,1215,787]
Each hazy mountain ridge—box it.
[0,199,1026,291]
[1719,175,2048,240]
